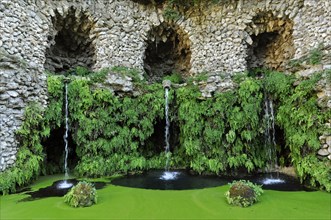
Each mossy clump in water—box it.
[64,181,97,208]
[225,180,263,207]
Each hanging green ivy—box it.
[70,80,167,176]
[176,77,266,174]
[1,67,330,194]
[264,71,331,191]
[0,103,48,194]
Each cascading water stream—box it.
[164,87,170,171]
[263,95,285,184]
[64,83,69,178]
[160,81,179,180]
[264,95,277,169]
[58,83,73,189]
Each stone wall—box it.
[0,0,330,171]
[298,66,331,161]
[2,0,330,74]
[293,0,331,60]
[44,7,96,73]
[0,0,48,171]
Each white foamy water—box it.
[160,171,179,180]
[262,178,285,185]
[57,180,73,189]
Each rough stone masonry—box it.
[0,0,330,171]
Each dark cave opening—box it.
[144,23,191,82]
[247,32,279,70]
[246,11,294,71]
[274,126,292,167]
[45,7,96,73]
[42,127,77,174]
[143,118,180,157]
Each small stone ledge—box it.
[199,74,235,98]
[318,122,331,161]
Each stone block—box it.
[322,143,328,149]
[7,90,19,97]
[326,136,331,146]
[317,148,329,156]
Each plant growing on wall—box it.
[1,67,330,194]
[0,103,49,194]
[70,81,167,176]
[176,76,266,174]
[264,70,331,191]
[144,0,222,20]
[0,74,66,194]
[288,43,325,70]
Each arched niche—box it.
[143,22,191,82]
[246,11,294,71]
[45,7,96,73]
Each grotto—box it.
[0,1,330,219]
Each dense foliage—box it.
[176,78,266,174]
[225,180,263,207]
[1,67,330,194]
[70,78,166,176]
[264,70,331,191]
[0,76,64,194]
[0,103,48,194]
[64,181,97,207]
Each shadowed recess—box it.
[246,11,294,71]
[45,7,96,73]
[144,22,191,82]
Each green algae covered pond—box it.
[1,175,330,220]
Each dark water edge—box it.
[111,170,313,191]
[18,170,313,202]
[19,179,106,202]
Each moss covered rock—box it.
[64,181,97,208]
[225,180,263,207]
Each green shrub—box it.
[177,76,265,174]
[163,72,184,84]
[64,181,97,208]
[288,43,324,68]
[225,180,263,207]
[265,72,331,191]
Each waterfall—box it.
[58,83,72,189]
[64,83,69,178]
[160,81,179,180]
[164,87,170,171]
[264,95,277,170]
